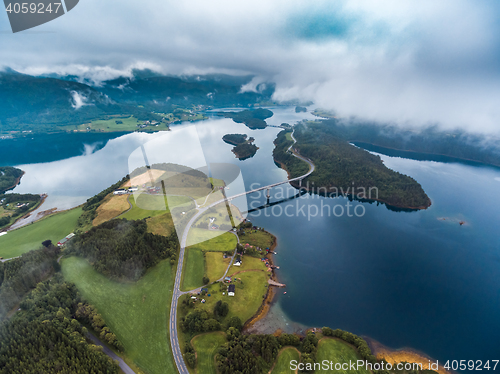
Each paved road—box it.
[169,128,315,374]
[86,333,136,374]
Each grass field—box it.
[61,257,175,374]
[271,347,300,374]
[314,338,371,374]
[228,255,268,276]
[187,229,237,252]
[205,252,230,282]
[182,248,206,291]
[0,207,82,259]
[93,194,130,226]
[120,194,190,221]
[191,332,227,374]
[63,116,166,133]
[146,212,175,237]
[239,229,275,250]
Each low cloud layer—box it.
[1,0,499,134]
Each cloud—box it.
[1,0,500,134]
[70,91,89,109]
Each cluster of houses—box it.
[57,233,75,247]
[137,120,160,129]
[0,199,31,209]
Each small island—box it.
[223,133,259,160]
[220,108,273,130]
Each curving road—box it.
[169,129,314,374]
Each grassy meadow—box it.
[181,248,205,291]
[61,256,176,374]
[93,194,130,226]
[187,229,237,252]
[314,338,371,374]
[146,212,175,237]
[205,252,230,282]
[239,229,275,250]
[271,347,301,374]
[191,332,227,374]
[0,207,82,259]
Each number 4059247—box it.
[5,2,62,14]
[444,360,498,371]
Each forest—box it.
[220,108,273,130]
[222,133,248,145]
[0,166,23,193]
[0,244,60,320]
[0,275,120,374]
[274,125,431,209]
[311,117,500,167]
[232,142,259,160]
[66,219,179,281]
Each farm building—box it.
[228,284,235,297]
[57,233,75,246]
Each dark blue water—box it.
[249,155,500,369]
[0,132,126,166]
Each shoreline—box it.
[242,230,279,332]
[367,338,450,374]
[1,193,47,232]
[1,170,25,194]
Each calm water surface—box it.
[5,107,500,370]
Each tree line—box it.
[67,218,179,281]
[0,274,120,374]
[0,244,60,320]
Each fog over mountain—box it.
[1,0,500,134]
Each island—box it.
[223,133,259,160]
[273,123,431,210]
[220,108,273,130]
[295,106,307,113]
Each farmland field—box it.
[191,332,227,374]
[181,248,205,291]
[61,256,176,374]
[314,338,370,374]
[0,207,82,259]
[205,251,230,282]
[271,347,300,374]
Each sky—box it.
[1,0,500,134]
